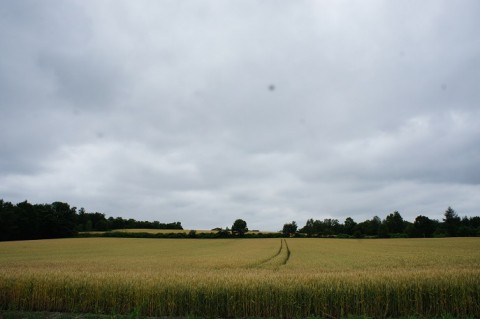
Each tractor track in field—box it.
[260,238,284,264]
[281,238,290,265]
[249,239,290,269]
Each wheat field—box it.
[79,229,215,234]
[0,237,479,318]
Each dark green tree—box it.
[321,218,340,236]
[16,201,38,240]
[50,201,78,237]
[443,206,460,237]
[371,216,382,236]
[378,223,390,238]
[282,221,298,237]
[344,217,357,235]
[357,216,382,237]
[412,215,437,238]
[300,218,315,236]
[232,219,248,236]
[384,211,405,234]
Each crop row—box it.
[1,270,478,318]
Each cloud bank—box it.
[1,0,479,230]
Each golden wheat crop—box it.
[80,228,217,234]
[0,237,479,318]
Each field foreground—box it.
[0,238,479,318]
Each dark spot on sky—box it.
[268,84,275,91]
[441,83,447,91]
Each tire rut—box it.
[249,239,290,269]
[281,239,290,265]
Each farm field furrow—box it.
[0,237,479,318]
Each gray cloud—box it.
[1,0,479,230]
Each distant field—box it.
[81,228,277,234]
[80,228,212,234]
[0,238,479,318]
[110,228,216,234]
[80,228,279,234]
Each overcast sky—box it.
[1,1,479,230]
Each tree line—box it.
[0,199,182,241]
[282,207,480,238]
[1,199,479,241]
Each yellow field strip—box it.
[0,237,479,318]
